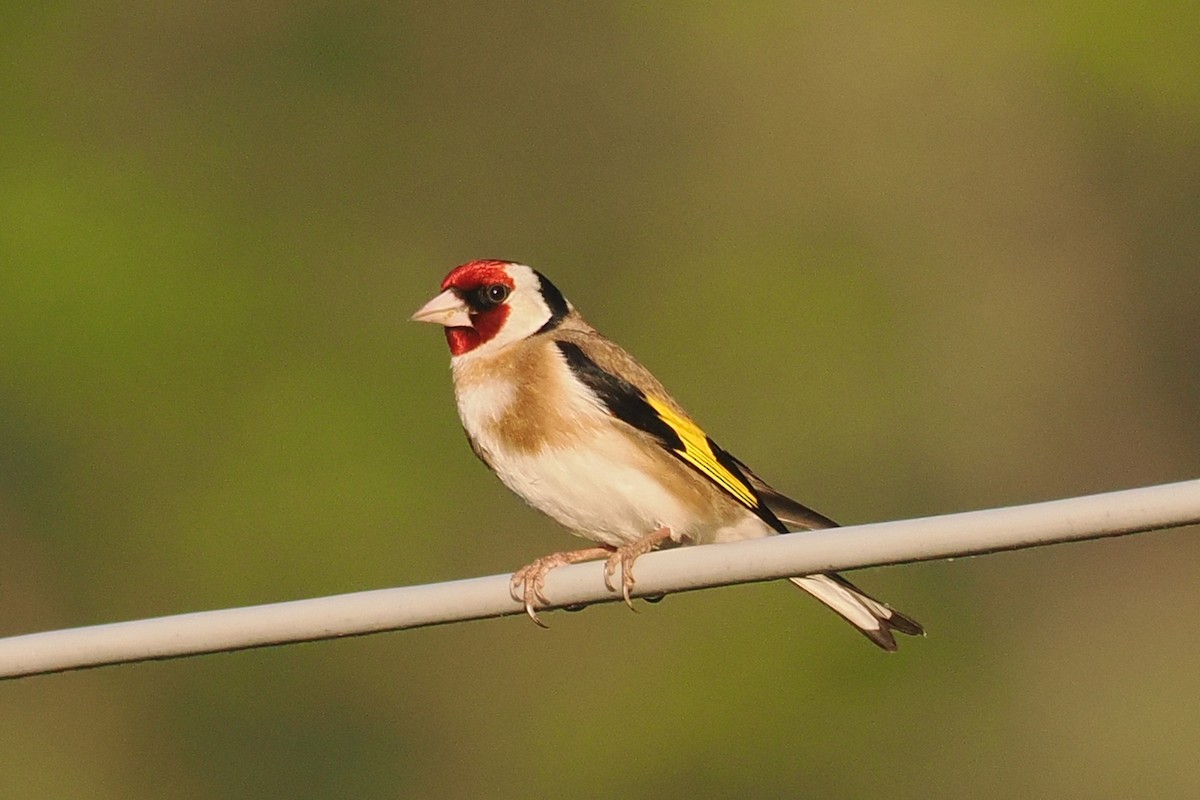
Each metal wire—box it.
[1,479,1197,679]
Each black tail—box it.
[731,457,924,650]
[789,573,924,651]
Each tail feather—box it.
[730,460,923,650]
[789,573,925,652]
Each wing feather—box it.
[554,339,786,533]
[728,455,838,530]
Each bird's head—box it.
[411,260,571,356]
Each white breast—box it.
[453,373,516,431]
[451,367,691,544]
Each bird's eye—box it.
[463,283,511,312]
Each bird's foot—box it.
[510,546,614,627]
[603,526,674,611]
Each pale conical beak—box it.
[411,289,473,328]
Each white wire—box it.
[1,479,1197,679]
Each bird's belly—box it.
[487,439,701,547]
[703,514,777,544]
[454,373,776,546]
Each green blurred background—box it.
[2,4,1198,798]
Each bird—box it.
[412,259,923,650]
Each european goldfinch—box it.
[413,260,923,650]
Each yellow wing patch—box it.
[645,395,758,509]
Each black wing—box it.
[555,340,787,534]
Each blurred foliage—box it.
[1,4,1198,798]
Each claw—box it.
[508,546,614,626]
[603,549,638,611]
[524,599,549,628]
[602,557,618,593]
[603,526,673,612]
[509,529,673,622]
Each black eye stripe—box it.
[462,283,510,312]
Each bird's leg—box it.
[603,526,674,611]
[510,546,615,627]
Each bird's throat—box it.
[444,305,510,355]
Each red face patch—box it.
[440,260,516,356]
[444,304,510,355]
